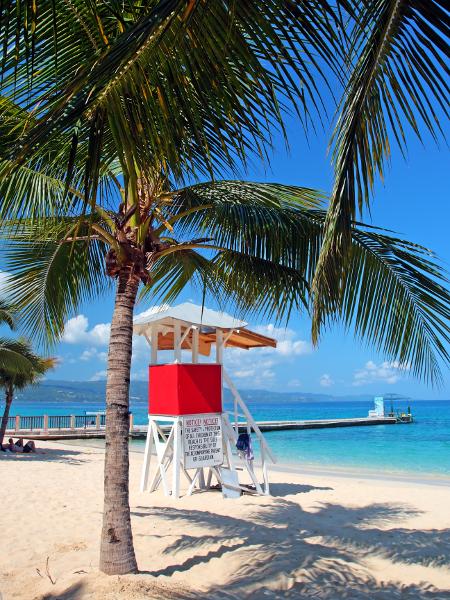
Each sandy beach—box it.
[1,441,450,600]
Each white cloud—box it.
[131,367,150,381]
[261,369,275,379]
[287,378,302,388]
[80,347,108,362]
[352,360,410,387]
[62,315,110,346]
[224,324,311,388]
[131,335,151,362]
[90,370,107,381]
[253,324,312,357]
[234,369,256,379]
[320,373,334,388]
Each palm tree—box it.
[0,302,56,447]
[0,1,448,575]
[3,176,450,573]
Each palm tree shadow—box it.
[1,447,85,464]
[39,582,86,599]
[132,498,450,599]
[269,482,333,496]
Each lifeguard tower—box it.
[133,303,277,498]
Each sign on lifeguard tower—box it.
[183,414,223,469]
[133,303,277,498]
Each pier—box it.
[4,414,398,440]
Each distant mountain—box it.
[235,389,374,402]
[13,379,376,405]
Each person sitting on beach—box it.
[6,438,37,453]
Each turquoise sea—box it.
[5,396,450,478]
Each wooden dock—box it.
[5,414,398,440]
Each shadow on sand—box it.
[40,582,86,600]
[0,446,85,465]
[131,498,450,599]
[34,492,450,599]
[269,482,333,496]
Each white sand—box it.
[1,441,450,599]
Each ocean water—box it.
[5,395,450,478]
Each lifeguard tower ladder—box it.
[133,303,277,498]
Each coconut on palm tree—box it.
[0,301,56,447]
[0,0,448,576]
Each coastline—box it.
[59,437,450,486]
[1,440,450,599]
[271,461,450,487]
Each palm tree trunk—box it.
[99,270,139,575]
[0,382,14,447]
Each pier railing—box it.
[6,413,114,434]
[5,413,400,439]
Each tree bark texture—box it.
[99,271,139,574]
[0,383,13,447]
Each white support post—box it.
[261,445,270,495]
[140,417,154,492]
[150,326,158,365]
[222,413,237,472]
[234,394,239,434]
[187,468,201,496]
[180,325,192,346]
[172,418,182,498]
[192,327,199,363]
[174,322,182,363]
[206,468,213,488]
[198,468,206,489]
[149,421,174,495]
[223,329,235,345]
[216,328,223,364]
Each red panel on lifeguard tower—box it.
[149,364,222,416]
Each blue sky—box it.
[1,115,449,399]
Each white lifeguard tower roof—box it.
[133,302,276,355]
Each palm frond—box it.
[2,180,449,384]
[0,338,35,374]
[211,250,310,324]
[0,96,119,221]
[1,1,352,193]
[147,180,450,385]
[338,227,450,386]
[2,219,110,347]
[0,336,56,386]
[313,0,450,335]
[0,299,16,330]
[139,249,224,306]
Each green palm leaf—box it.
[0,299,16,330]
[337,227,450,386]
[2,181,449,384]
[1,0,351,194]
[0,338,36,374]
[313,0,450,336]
[3,219,110,346]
